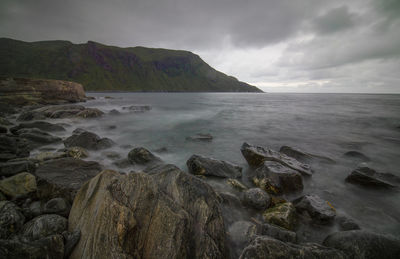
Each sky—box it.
[1,0,400,93]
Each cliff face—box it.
[0,77,86,106]
[0,38,262,92]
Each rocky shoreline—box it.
[1,86,400,258]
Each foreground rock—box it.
[0,201,25,239]
[35,158,102,203]
[228,221,259,258]
[187,154,242,178]
[323,230,400,259]
[18,104,104,121]
[64,129,114,150]
[14,128,62,148]
[0,135,30,162]
[241,142,312,176]
[0,160,35,177]
[10,121,65,134]
[241,188,271,210]
[253,161,303,194]
[0,172,37,199]
[21,214,68,241]
[0,77,86,106]
[262,202,297,230]
[280,146,335,164]
[293,195,336,225]
[345,167,399,189]
[240,236,346,259]
[128,147,162,165]
[68,167,227,258]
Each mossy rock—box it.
[263,202,297,230]
[0,172,37,198]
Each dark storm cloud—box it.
[311,6,356,35]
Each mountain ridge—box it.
[0,38,262,92]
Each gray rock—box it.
[44,198,71,217]
[0,160,35,177]
[28,201,44,218]
[336,216,360,231]
[0,172,37,199]
[280,146,336,164]
[63,230,81,259]
[0,135,30,162]
[109,109,121,115]
[122,105,152,112]
[228,221,259,258]
[112,158,132,169]
[0,234,64,259]
[128,147,162,165]
[187,154,242,178]
[64,130,114,150]
[293,195,336,225]
[323,230,400,259]
[10,121,65,134]
[241,142,313,176]
[253,161,303,194]
[21,214,68,241]
[16,128,62,148]
[261,223,297,243]
[186,133,213,142]
[263,202,298,231]
[343,151,370,162]
[240,236,346,259]
[0,201,25,239]
[345,167,398,189]
[241,188,271,210]
[75,108,104,118]
[35,157,102,203]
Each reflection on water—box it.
[35,93,400,239]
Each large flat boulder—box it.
[345,167,399,189]
[68,166,227,259]
[64,130,114,150]
[18,104,104,121]
[187,154,242,178]
[10,121,65,134]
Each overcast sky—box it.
[1,0,399,93]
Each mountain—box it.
[0,38,261,92]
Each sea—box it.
[37,92,400,241]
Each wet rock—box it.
[10,121,65,134]
[186,133,213,142]
[76,108,104,118]
[280,146,336,164]
[28,201,44,218]
[62,146,89,159]
[336,216,360,231]
[32,151,68,162]
[18,104,103,121]
[21,214,68,241]
[240,236,346,259]
[122,105,152,112]
[109,109,121,115]
[293,195,336,225]
[0,135,30,162]
[68,168,227,258]
[44,198,71,217]
[0,117,13,126]
[63,230,81,258]
[241,142,312,176]
[128,147,162,165]
[112,158,131,169]
[102,151,121,160]
[0,201,25,239]
[0,126,7,134]
[227,178,248,191]
[345,167,399,189]
[262,202,297,230]
[16,128,62,148]
[0,192,5,201]
[187,154,242,178]
[0,234,64,259]
[253,161,304,194]
[35,157,102,203]
[228,221,259,258]
[154,146,168,153]
[64,130,114,150]
[0,160,35,177]
[323,230,400,259]
[0,172,37,199]
[343,151,370,162]
[261,223,297,243]
[241,188,271,210]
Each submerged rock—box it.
[241,188,271,210]
[186,133,213,142]
[323,230,400,259]
[187,154,242,178]
[35,157,102,203]
[64,130,114,150]
[343,151,370,162]
[240,236,346,259]
[68,168,227,258]
[0,135,30,162]
[280,146,335,164]
[345,167,398,189]
[0,172,37,199]
[262,202,297,230]
[10,121,65,134]
[293,194,336,225]
[21,214,68,241]
[76,108,104,118]
[336,215,361,231]
[241,142,312,176]
[128,147,162,165]
[0,160,35,177]
[253,161,303,194]
[122,105,152,112]
[261,223,297,243]
[0,201,25,239]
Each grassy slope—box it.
[0,38,262,92]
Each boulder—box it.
[21,214,68,241]
[0,160,35,177]
[261,223,297,243]
[0,172,37,199]
[18,104,103,121]
[61,146,89,159]
[44,198,71,217]
[0,201,25,239]
[262,202,297,230]
[241,188,271,210]
[323,230,400,259]
[68,167,227,258]
[35,157,102,203]
[112,158,132,169]
[187,154,242,178]
[293,195,336,225]
[228,221,259,258]
[241,142,312,176]
[63,230,81,258]
[10,121,65,134]
[76,108,104,118]
[186,133,213,142]
[64,130,114,150]
[345,167,399,189]
[0,135,30,162]
[28,201,45,218]
[343,151,370,162]
[109,109,121,115]
[280,146,335,164]
[0,234,64,258]
[128,147,162,165]
[336,216,360,231]
[16,128,62,148]
[31,151,68,162]
[253,161,303,194]
[240,236,346,259]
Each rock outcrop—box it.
[68,167,227,259]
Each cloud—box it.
[311,6,356,35]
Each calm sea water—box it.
[41,93,400,240]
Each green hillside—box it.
[0,38,261,92]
